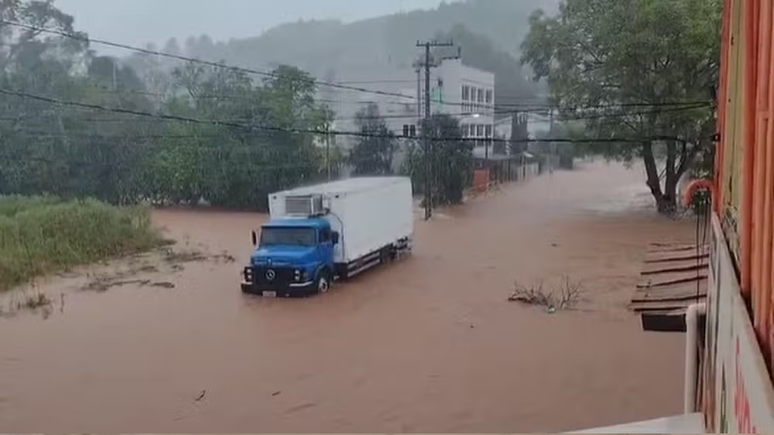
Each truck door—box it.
[318,228,335,269]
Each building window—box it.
[477,88,484,103]
[485,125,493,138]
[462,86,470,101]
[477,124,484,137]
[485,89,493,104]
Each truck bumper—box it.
[240,267,316,297]
[240,280,315,297]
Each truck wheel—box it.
[316,271,331,294]
[381,247,394,264]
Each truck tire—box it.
[380,247,393,264]
[316,270,332,294]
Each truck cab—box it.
[241,217,339,297]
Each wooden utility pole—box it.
[417,40,453,221]
[325,124,331,181]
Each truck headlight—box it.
[294,269,301,281]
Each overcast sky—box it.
[55,0,446,48]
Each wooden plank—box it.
[645,250,710,263]
[630,297,706,312]
[634,278,708,293]
[633,279,707,295]
[642,258,709,275]
[632,284,708,303]
[648,243,708,252]
[638,271,708,289]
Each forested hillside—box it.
[126,0,556,104]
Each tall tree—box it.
[521,0,720,213]
[403,114,472,206]
[509,113,530,155]
[349,103,396,175]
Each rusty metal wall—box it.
[716,0,774,372]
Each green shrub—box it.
[0,196,162,291]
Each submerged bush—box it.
[0,196,161,291]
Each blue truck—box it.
[241,177,414,297]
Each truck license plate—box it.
[263,291,277,298]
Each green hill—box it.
[127,0,556,104]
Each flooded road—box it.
[0,161,696,433]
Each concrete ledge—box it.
[568,412,705,434]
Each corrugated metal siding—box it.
[717,0,774,371]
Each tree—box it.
[348,103,396,175]
[146,63,331,210]
[521,0,720,213]
[509,113,530,155]
[403,114,472,206]
[0,2,336,211]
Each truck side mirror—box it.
[251,230,257,246]
[331,231,340,245]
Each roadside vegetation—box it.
[0,196,162,292]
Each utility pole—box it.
[549,108,556,174]
[112,61,118,90]
[417,40,453,221]
[325,123,332,182]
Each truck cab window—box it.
[320,228,331,243]
[260,227,316,246]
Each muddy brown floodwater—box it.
[0,161,697,433]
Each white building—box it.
[322,57,496,167]
[419,58,496,158]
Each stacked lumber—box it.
[630,243,709,332]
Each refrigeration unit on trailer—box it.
[241,177,414,297]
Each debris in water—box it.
[508,277,585,312]
[151,282,176,289]
[194,390,207,402]
[272,391,282,397]
[138,264,159,273]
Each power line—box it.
[334,79,427,85]
[0,20,716,116]
[0,153,327,171]
[80,76,712,116]
[0,19,417,102]
[0,87,707,146]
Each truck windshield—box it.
[260,227,316,246]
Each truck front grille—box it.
[251,266,295,287]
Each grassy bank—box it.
[0,195,162,291]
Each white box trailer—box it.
[242,177,413,295]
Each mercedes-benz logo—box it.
[266,269,276,281]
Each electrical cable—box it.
[0,20,716,115]
[0,19,418,102]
